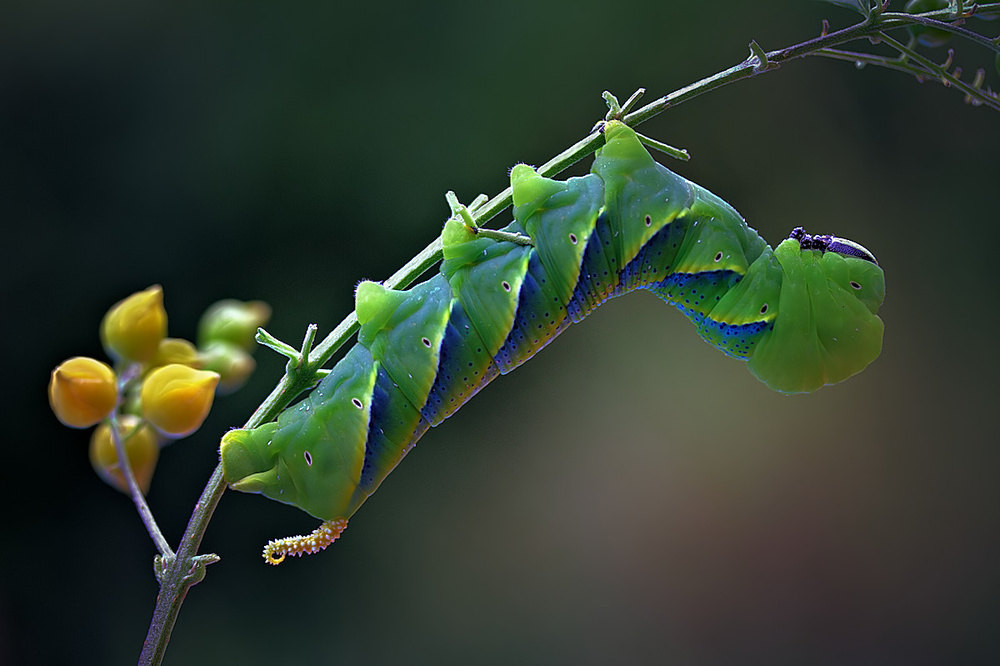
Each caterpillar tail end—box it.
[263,518,349,565]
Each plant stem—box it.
[881,9,1000,53]
[139,465,224,665]
[623,16,893,126]
[137,6,1000,664]
[109,413,174,559]
[877,31,1000,110]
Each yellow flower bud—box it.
[149,337,201,369]
[48,357,118,428]
[197,299,271,350]
[101,285,168,363]
[141,364,220,437]
[199,341,256,395]
[89,416,160,494]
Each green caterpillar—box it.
[220,121,885,563]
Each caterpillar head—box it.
[221,419,361,522]
[747,228,885,393]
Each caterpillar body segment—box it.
[220,121,885,542]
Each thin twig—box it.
[108,413,173,559]
[880,11,1000,53]
[878,31,1000,110]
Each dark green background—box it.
[4,0,998,663]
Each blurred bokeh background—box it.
[4,0,999,663]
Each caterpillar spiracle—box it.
[220,121,885,563]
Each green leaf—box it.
[996,52,1000,79]
[815,0,872,17]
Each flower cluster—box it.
[48,285,270,495]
